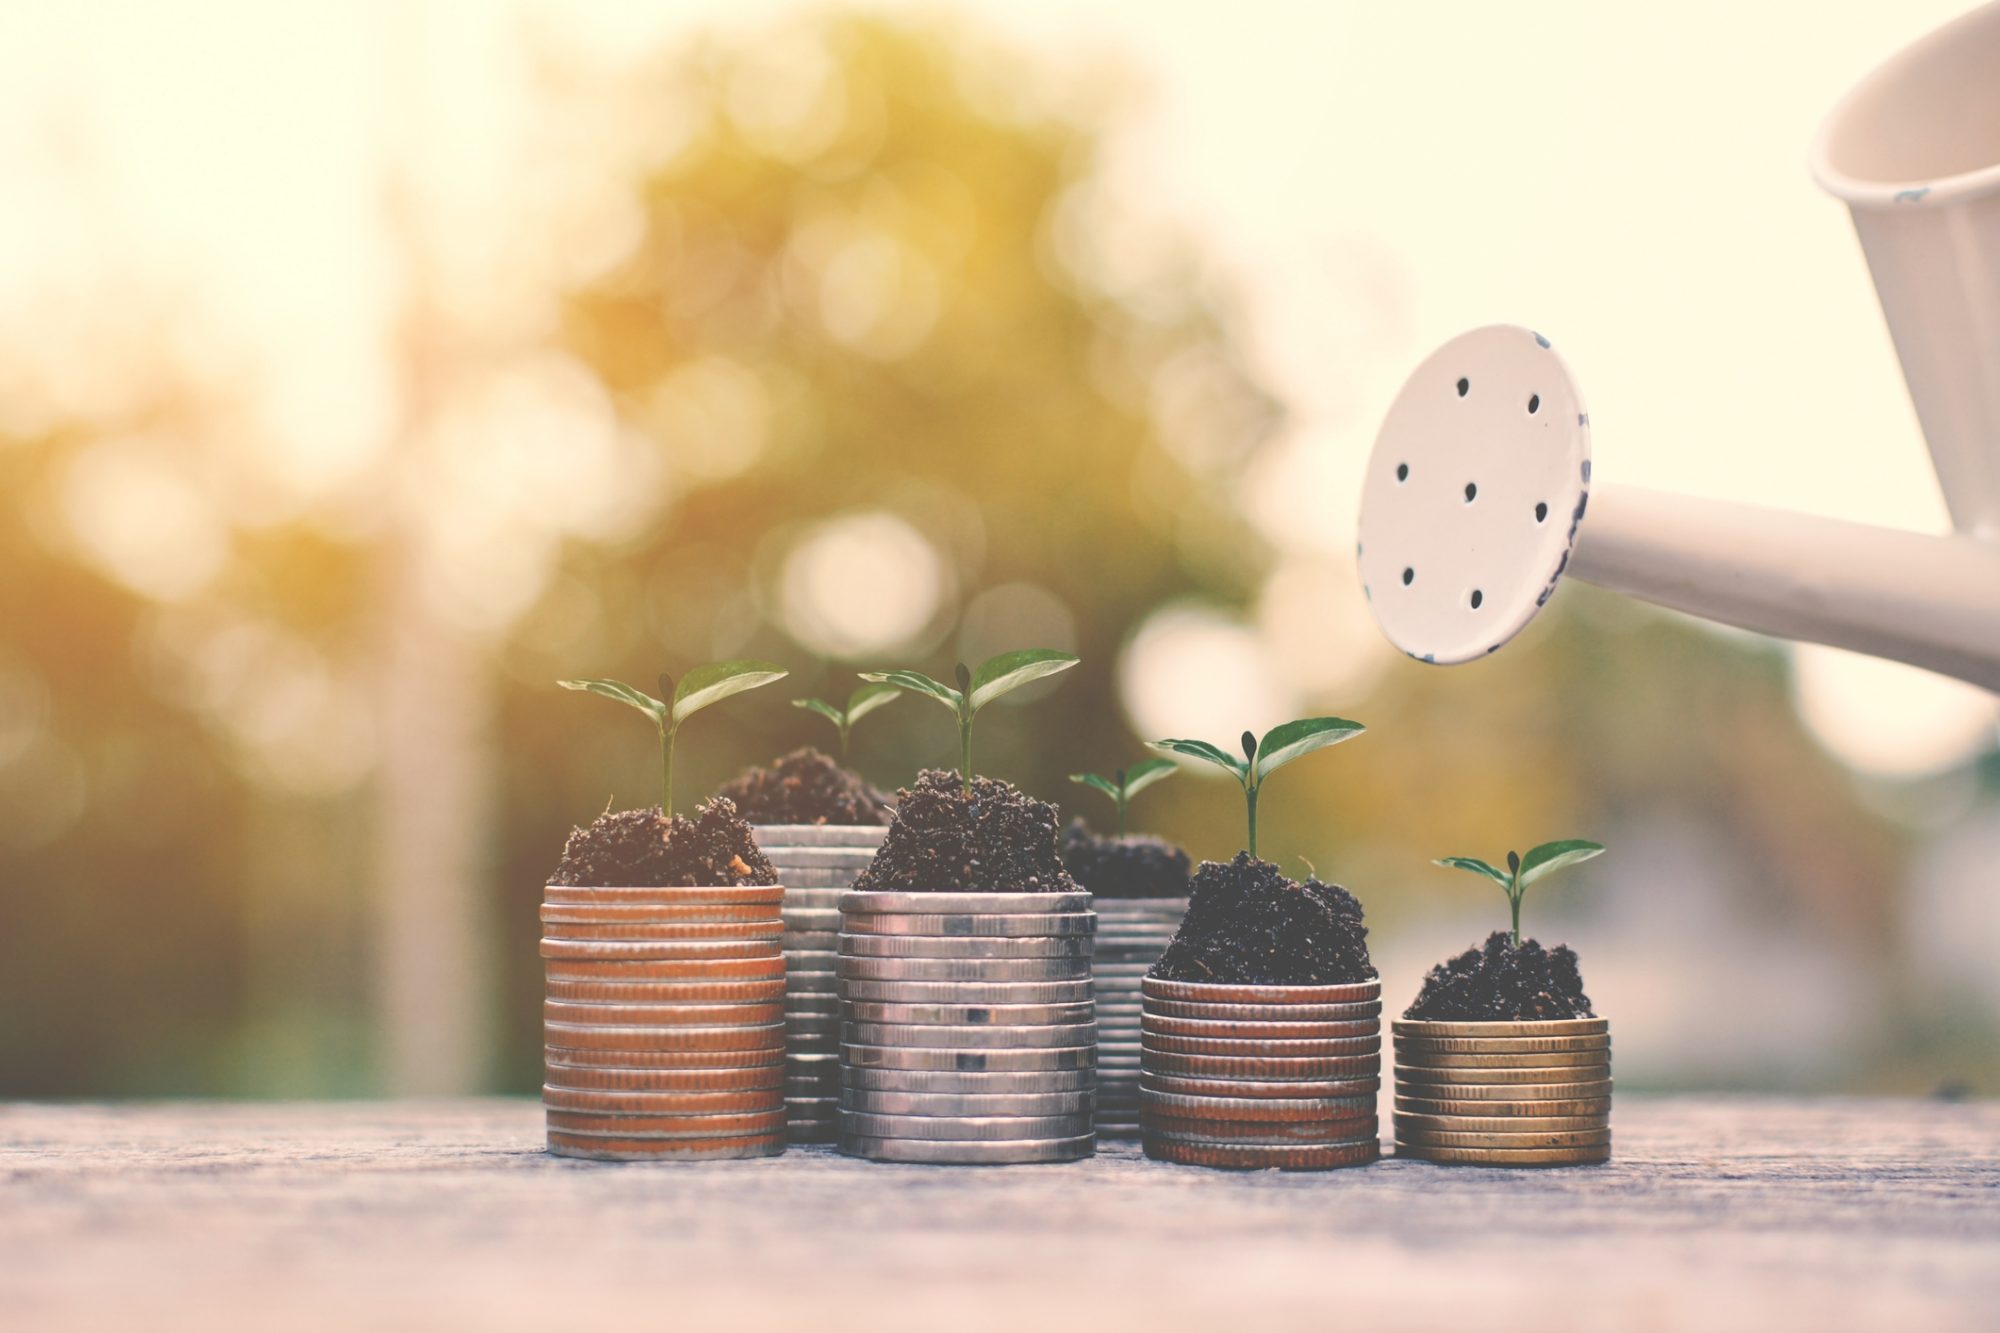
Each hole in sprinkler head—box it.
[1396,462,1409,483]
[1527,393,1541,414]
[1470,589,1484,610]
[1535,501,1549,523]
[1464,482,1477,503]
[1401,567,1415,587]
[1456,377,1470,398]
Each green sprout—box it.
[1069,758,1176,838]
[861,649,1079,796]
[1151,717,1365,860]
[559,660,789,820]
[1435,839,1606,947]
[791,682,902,761]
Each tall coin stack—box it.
[542,882,789,1160]
[752,825,890,1144]
[836,891,1098,1164]
[1392,1018,1612,1166]
[1090,897,1188,1136]
[1138,976,1384,1170]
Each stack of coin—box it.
[752,825,889,1143]
[1091,897,1188,1136]
[1391,1018,1612,1166]
[1138,976,1383,1170]
[541,883,788,1161]
[836,890,1097,1164]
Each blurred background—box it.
[3,0,1995,1101]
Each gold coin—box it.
[1142,1016,1380,1041]
[1395,1065,1611,1087]
[1392,1112,1607,1134]
[1139,1072,1380,1100]
[1392,1019,1605,1039]
[1391,1078,1611,1101]
[1394,1034,1609,1055]
[543,1044,785,1071]
[541,1086,782,1115]
[1139,1091,1377,1122]
[1142,1114,1377,1146]
[1395,1143,1610,1166]
[1395,1095,1610,1118]
[1388,1049,1607,1069]
[1395,1128,1611,1149]
[1142,1050,1382,1081]
[540,920,784,943]
[544,977,787,1004]
[543,885,784,907]
[540,902,781,924]
[540,937,782,962]
[546,1131,786,1160]
[1140,978,1382,1006]
[1142,1033,1381,1058]
[545,1108,789,1138]
[1143,1138,1379,1170]
[543,956,786,981]
[544,1000,787,1028]
[543,1061,785,1092]
[541,1021,787,1053]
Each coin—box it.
[545,955,787,981]
[1143,1139,1378,1170]
[544,884,786,907]
[541,903,781,925]
[1393,1113,1607,1135]
[540,920,786,944]
[548,1132,787,1161]
[774,869,863,888]
[838,934,1094,961]
[542,1021,787,1053]
[836,1110,1092,1141]
[837,1134,1094,1164]
[784,932,843,953]
[784,950,840,969]
[1394,1034,1610,1055]
[1389,1049,1610,1069]
[1139,1091,1377,1121]
[545,1108,790,1138]
[1141,1033,1381,1058]
[837,978,1095,1005]
[1142,1116,1377,1146]
[840,1089,1096,1117]
[1395,1143,1610,1166]
[541,937,782,962]
[544,1000,787,1027]
[781,910,843,932]
[541,1085,781,1115]
[1142,998,1383,1022]
[1140,1051,1382,1081]
[785,971,840,995]
[1394,1064,1611,1086]
[1390,1078,1612,1102]
[544,977,787,1004]
[1392,1019,1607,1039]
[784,1014,842,1035]
[841,1001,1095,1027]
[839,892,1093,916]
[835,956,1092,983]
[543,1044,785,1071]
[1142,1016,1379,1041]
[782,890,849,912]
[841,913,1098,938]
[753,823,890,847]
[840,1066,1095,1094]
[840,1042,1094,1073]
[543,1062,786,1093]
[1140,978,1382,1005]
[844,1021,1096,1050]
[1395,1127,1612,1149]
[784,992,843,1013]
[1395,1095,1611,1118]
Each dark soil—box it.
[1149,852,1376,985]
[1060,820,1191,899]
[850,770,1078,894]
[1402,931,1595,1020]
[714,747,893,826]
[549,797,778,888]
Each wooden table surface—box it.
[4,1096,1997,1332]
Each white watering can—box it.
[1358,3,2000,692]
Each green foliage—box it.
[1068,756,1175,836]
[862,649,1078,794]
[791,682,902,759]
[1434,838,1604,945]
[1151,717,1365,858]
[561,660,788,818]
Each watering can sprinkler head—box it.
[1358,4,2000,694]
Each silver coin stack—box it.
[836,890,1098,1164]
[1090,897,1188,1136]
[752,824,890,1144]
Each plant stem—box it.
[1245,783,1260,859]
[661,721,675,823]
[959,714,974,796]
[1509,872,1522,947]
[838,722,850,762]
[1116,793,1127,838]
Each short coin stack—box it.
[1091,897,1188,1136]
[837,891,1098,1164]
[1139,976,1383,1170]
[1392,1017,1612,1166]
[752,825,890,1143]
[541,882,789,1160]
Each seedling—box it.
[559,660,789,820]
[1435,839,1605,947]
[792,682,902,760]
[1151,717,1365,859]
[1069,758,1176,837]
[861,649,1079,796]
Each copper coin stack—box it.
[752,825,889,1144]
[1091,897,1188,1136]
[542,883,789,1161]
[836,891,1098,1165]
[1138,976,1384,1170]
[1392,1017,1612,1166]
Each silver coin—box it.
[836,978,1094,1004]
[753,824,890,848]
[784,994,842,1015]
[782,910,843,931]
[841,912,1097,938]
[782,889,848,910]
[839,933,1094,961]
[840,892,1093,916]
[786,972,840,995]
[836,956,1092,983]
[837,1133,1094,1164]
[838,1089,1095,1117]
[784,931,843,952]
[842,1000,1094,1027]
[838,1110,1092,1141]
[840,1066,1095,1094]
[841,1042,1095,1072]
[844,1021,1096,1050]
[776,869,864,889]
[785,1015,843,1034]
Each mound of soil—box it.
[851,770,1077,894]
[1060,820,1191,899]
[1149,852,1375,985]
[1403,931,1595,1020]
[549,797,777,888]
[715,747,893,826]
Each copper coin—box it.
[542,1020,786,1052]
[543,1061,785,1092]
[542,920,785,943]
[1394,1034,1609,1055]
[543,1044,784,1071]
[1395,1095,1611,1118]
[1140,1050,1381,1080]
[544,1001,786,1027]
[541,902,781,924]
[1396,1127,1612,1149]
[1139,1091,1377,1122]
[545,1108,788,1138]
[1395,1143,1610,1167]
[544,956,786,981]
[1392,1018,1606,1039]
[540,937,781,962]
[543,885,784,907]
[1142,1115,1377,1146]
[1393,1112,1608,1134]
[1139,1072,1381,1100]
[1142,998,1383,1023]
[1390,1078,1612,1102]
[546,1131,786,1160]
[1141,1033,1381,1058]
[1390,1048,1609,1069]
[544,977,787,1004]
[1143,1138,1379,1170]
[1140,978,1381,1005]
[1142,1015,1379,1041]
[541,1085,782,1115]
[1395,1063,1611,1087]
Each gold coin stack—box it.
[1138,976,1384,1170]
[541,883,789,1161]
[1392,1018,1612,1166]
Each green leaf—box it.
[1434,856,1513,888]
[858,669,962,712]
[1149,738,1249,781]
[793,697,845,727]
[1518,839,1606,886]
[668,660,789,726]
[1069,772,1121,800]
[558,678,665,723]
[1120,757,1177,799]
[966,649,1079,713]
[844,681,902,726]
[1254,716,1365,782]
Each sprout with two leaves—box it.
[1150,718,1365,859]
[791,682,902,761]
[861,649,1079,796]
[1069,759,1176,838]
[559,661,789,820]
[1435,840,1606,947]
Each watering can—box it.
[1358,3,2000,692]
